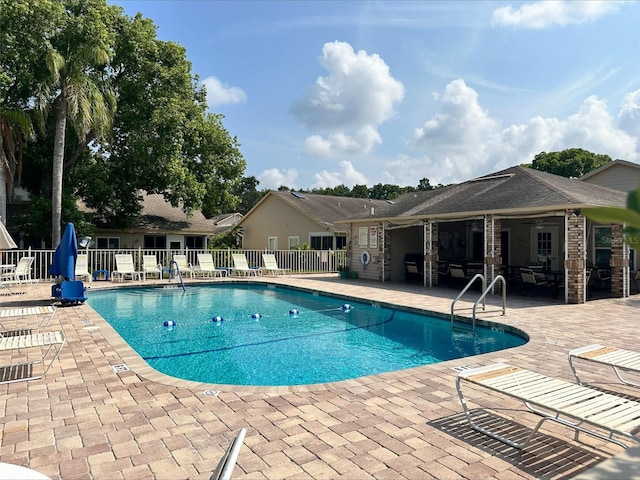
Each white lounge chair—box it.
[0,306,57,334]
[112,254,143,282]
[230,254,260,277]
[261,254,289,276]
[172,254,193,278]
[196,253,227,278]
[142,255,162,281]
[0,256,34,284]
[569,344,640,388]
[456,362,640,449]
[0,330,66,384]
[211,428,246,480]
[75,254,92,283]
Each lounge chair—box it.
[172,254,193,278]
[0,256,35,284]
[230,254,260,277]
[519,267,551,296]
[75,254,92,284]
[195,253,227,278]
[211,428,246,480]
[569,344,640,388]
[0,306,57,335]
[112,254,143,282]
[142,255,162,281]
[261,254,289,276]
[0,330,66,384]
[456,362,640,449]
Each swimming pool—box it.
[87,284,527,386]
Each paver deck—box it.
[0,275,639,479]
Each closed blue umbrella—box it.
[50,222,78,280]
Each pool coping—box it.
[84,277,531,394]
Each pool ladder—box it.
[450,274,506,334]
[168,260,186,293]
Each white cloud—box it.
[202,76,247,107]
[404,80,640,185]
[492,1,626,29]
[257,168,298,190]
[310,160,368,189]
[618,89,640,140]
[291,41,404,157]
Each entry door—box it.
[531,228,558,270]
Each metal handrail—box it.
[450,273,486,329]
[471,275,507,334]
[168,260,186,293]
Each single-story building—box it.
[338,166,632,304]
[237,190,390,251]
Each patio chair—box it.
[591,267,611,291]
[519,268,551,296]
[230,254,261,277]
[196,253,227,277]
[456,362,640,449]
[172,254,193,278]
[0,257,35,284]
[75,254,92,284]
[0,330,66,384]
[0,306,57,335]
[448,264,469,285]
[112,254,143,282]
[211,428,246,480]
[569,344,640,388]
[261,254,289,276]
[635,270,640,294]
[142,255,162,281]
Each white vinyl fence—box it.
[3,248,346,281]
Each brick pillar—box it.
[382,223,391,282]
[426,222,439,287]
[609,223,626,298]
[484,215,502,289]
[565,213,586,304]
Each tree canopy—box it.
[530,148,612,178]
[1,0,246,243]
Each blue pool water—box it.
[87,284,527,386]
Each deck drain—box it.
[451,365,473,372]
[81,319,92,324]
[112,364,130,373]
[202,390,220,397]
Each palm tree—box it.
[39,44,115,246]
[0,108,31,224]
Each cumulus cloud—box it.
[310,160,368,189]
[291,41,404,157]
[618,89,640,140]
[403,79,639,185]
[258,168,298,190]
[492,1,626,29]
[202,76,247,107]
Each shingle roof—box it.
[344,166,627,222]
[247,191,391,233]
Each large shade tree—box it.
[530,148,612,178]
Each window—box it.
[594,226,612,268]
[96,237,120,249]
[185,236,204,249]
[144,235,166,249]
[268,236,278,250]
[310,234,333,250]
[335,235,346,250]
[288,236,300,249]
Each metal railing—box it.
[1,247,346,281]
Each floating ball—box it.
[212,315,224,323]
[163,320,177,327]
[341,304,352,311]
[251,313,262,319]
[289,309,299,315]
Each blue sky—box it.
[112,1,640,190]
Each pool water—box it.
[87,284,526,386]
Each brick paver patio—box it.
[0,275,638,479]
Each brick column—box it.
[426,222,439,287]
[484,215,502,289]
[609,223,626,298]
[565,213,586,304]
